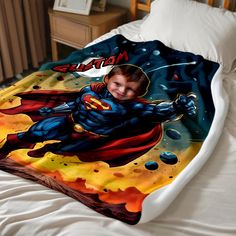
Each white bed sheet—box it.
[1,20,236,236]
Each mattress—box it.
[1,19,236,236]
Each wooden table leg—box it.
[51,39,58,61]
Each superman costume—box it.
[0,83,196,167]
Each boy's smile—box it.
[105,74,142,101]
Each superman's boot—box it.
[0,133,35,159]
[27,144,51,158]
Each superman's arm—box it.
[39,102,76,116]
[134,94,197,122]
[39,86,90,116]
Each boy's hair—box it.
[105,64,150,96]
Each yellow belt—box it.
[71,115,108,137]
[73,123,107,137]
[74,124,85,133]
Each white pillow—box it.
[140,0,236,72]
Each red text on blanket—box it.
[52,51,129,73]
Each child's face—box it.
[105,74,142,101]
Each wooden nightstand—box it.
[48,5,128,61]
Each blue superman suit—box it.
[0,83,196,167]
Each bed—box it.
[1,0,236,235]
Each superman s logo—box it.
[83,95,111,111]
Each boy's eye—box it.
[114,82,120,86]
[127,88,134,92]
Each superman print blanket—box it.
[0,35,222,224]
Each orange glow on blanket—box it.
[46,171,98,194]
[7,140,202,198]
[0,114,33,146]
[46,169,146,212]
[99,187,147,212]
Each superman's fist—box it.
[174,94,197,116]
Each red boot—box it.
[27,144,50,158]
